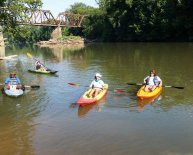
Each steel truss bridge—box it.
[1,8,85,27]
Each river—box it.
[0,43,193,155]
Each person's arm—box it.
[143,76,148,84]
[16,77,21,84]
[90,81,94,88]
[101,80,105,88]
[157,76,162,87]
[5,77,10,85]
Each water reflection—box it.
[137,94,162,111]
[78,97,106,118]
[38,44,85,62]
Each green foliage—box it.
[1,0,43,44]
[3,0,193,43]
[4,25,53,44]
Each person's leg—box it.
[144,85,150,92]
[94,89,101,97]
[89,89,95,98]
[151,85,157,91]
[16,84,22,89]
[5,84,10,90]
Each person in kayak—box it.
[143,69,162,92]
[4,72,22,89]
[88,73,104,98]
[35,60,48,71]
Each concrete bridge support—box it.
[0,26,5,47]
[51,26,62,40]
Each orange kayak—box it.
[137,85,162,99]
[77,84,108,106]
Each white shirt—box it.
[90,80,104,90]
[144,76,161,86]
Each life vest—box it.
[9,77,19,85]
[145,76,160,86]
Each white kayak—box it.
[4,85,24,97]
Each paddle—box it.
[24,85,40,89]
[0,83,40,90]
[126,82,184,89]
[27,52,48,70]
[67,82,88,87]
[68,82,128,93]
[113,89,127,92]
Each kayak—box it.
[0,55,18,60]
[28,69,58,74]
[4,85,24,97]
[77,84,108,106]
[137,85,162,99]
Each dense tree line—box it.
[2,0,193,43]
[68,0,193,41]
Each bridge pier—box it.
[0,26,5,46]
[51,26,62,40]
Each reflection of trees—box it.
[0,46,49,154]
[67,43,193,109]
[69,43,193,86]
[39,44,85,62]
[0,94,43,154]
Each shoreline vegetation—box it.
[2,1,193,47]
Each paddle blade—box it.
[27,53,33,58]
[172,86,184,89]
[163,85,184,89]
[31,85,40,88]
[114,89,126,93]
[24,85,40,89]
[68,83,80,86]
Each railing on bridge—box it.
[1,8,85,27]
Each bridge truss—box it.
[1,8,85,27]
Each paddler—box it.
[4,72,22,90]
[88,73,104,98]
[143,69,162,92]
[35,60,48,71]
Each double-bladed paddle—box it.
[27,52,48,70]
[0,83,40,90]
[27,52,58,73]
[68,82,128,92]
[126,82,184,89]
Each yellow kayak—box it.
[77,84,108,106]
[28,69,57,74]
[137,85,162,99]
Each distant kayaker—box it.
[143,69,162,92]
[35,60,47,71]
[4,72,22,90]
[88,73,104,98]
